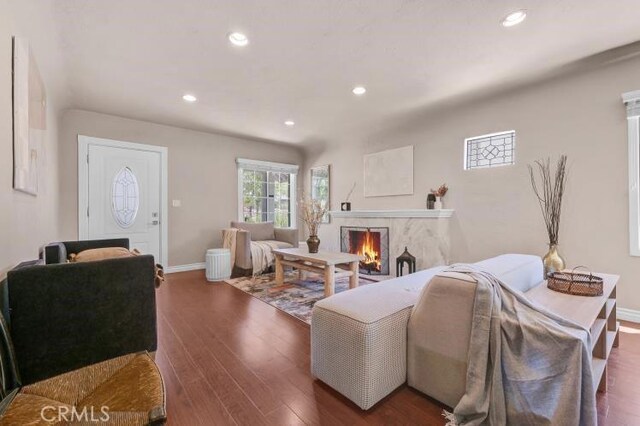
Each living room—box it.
[1,1,640,425]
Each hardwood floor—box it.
[156,270,640,425]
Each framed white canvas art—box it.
[12,36,46,196]
[364,145,414,197]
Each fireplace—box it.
[340,226,390,275]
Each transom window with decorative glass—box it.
[237,158,298,228]
[464,130,515,170]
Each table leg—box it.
[298,268,306,281]
[349,261,359,289]
[324,264,335,297]
[275,254,284,285]
[598,366,608,392]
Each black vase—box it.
[307,235,320,253]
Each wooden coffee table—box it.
[272,248,362,297]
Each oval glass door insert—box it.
[111,166,139,228]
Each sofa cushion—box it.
[314,254,543,325]
[473,254,543,293]
[231,221,276,241]
[314,265,447,324]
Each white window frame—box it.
[236,158,298,228]
[463,130,516,170]
[623,90,640,256]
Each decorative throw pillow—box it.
[69,247,165,288]
[68,247,133,262]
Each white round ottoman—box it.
[205,248,231,282]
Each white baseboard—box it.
[165,262,206,274]
[618,307,640,323]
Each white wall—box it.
[0,0,63,277]
[304,54,640,312]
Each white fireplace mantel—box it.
[329,209,454,219]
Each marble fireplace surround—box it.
[319,209,454,276]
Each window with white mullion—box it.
[237,158,298,228]
[623,90,640,256]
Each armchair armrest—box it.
[6,255,157,385]
[274,228,299,248]
[235,230,252,270]
[407,272,476,407]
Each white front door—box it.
[80,137,166,263]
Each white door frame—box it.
[78,135,169,265]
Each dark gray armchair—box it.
[7,238,157,385]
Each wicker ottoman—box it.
[310,266,444,410]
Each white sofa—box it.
[311,254,543,410]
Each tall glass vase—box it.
[543,244,565,276]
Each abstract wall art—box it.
[12,36,46,195]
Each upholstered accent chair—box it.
[16,239,158,384]
[226,221,298,276]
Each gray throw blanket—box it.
[444,265,597,426]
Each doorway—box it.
[78,135,168,264]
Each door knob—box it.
[150,220,159,225]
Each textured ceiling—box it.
[27,0,640,144]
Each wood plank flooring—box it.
[156,270,640,425]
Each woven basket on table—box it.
[547,266,603,296]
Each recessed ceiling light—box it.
[228,32,249,46]
[352,86,367,95]
[284,120,295,126]
[182,94,197,102]
[502,10,527,27]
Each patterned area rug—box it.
[224,272,380,324]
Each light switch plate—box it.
[172,200,181,207]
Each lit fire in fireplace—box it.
[354,230,381,272]
[342,226,388,275]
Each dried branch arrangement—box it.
[345,182,357,202]
[529,155,568,246]
[299,195,328,236]
[430,184,448,198]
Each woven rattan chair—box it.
[0,301,167,425]
[0,348,166,425]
